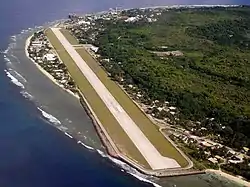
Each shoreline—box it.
[24,29,249,184]
[26,30,201,177]
[206,169,250,187]
[49,28,201,175]
[25,34,80,100]
[78,88,206,177]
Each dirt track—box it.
[51,27,180,170]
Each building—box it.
[215,155,225,162]
[43,53,56,61]
[90,46,99,53]
[201,141,214,148]
[31,41,42,47]
[125,17,137,22]
[229,154,244,164]
[208,157,218,164]
[78,20,91,25]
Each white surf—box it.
[37,107,61,125]
[4,69,25,89]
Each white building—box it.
[208,157,218,164]
[170,111,176,115]
[32,41,42,47]
[125,17,137,22]
[90,46,98,53]
[169,106,176,110]
[43,54,56,61]
[78,20,91,25]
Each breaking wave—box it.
[4,69,25,89]
[64,132,73,139]
[3,24,162,187]
[7,68,27,83]
[37,107,61,125]
[20,90,34,100]
[97,149,107,157]
[10,35,16,42]
[10,53,20,64]
[57,125,69,132]
[3,55,12,65]
[96,149,162,187]
[129,173,162,187]
[78,140,95,150]
[3,47,10,54]
[12,70,27,83]
[3,55,10,62]
[21,29,29,34]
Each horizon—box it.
[65,1,249,15]
[70,4,246,16]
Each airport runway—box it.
[51,28,180,170]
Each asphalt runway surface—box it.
[51,27,180,170]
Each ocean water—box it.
[0,1,249,187]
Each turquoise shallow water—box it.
[0,1,248,187]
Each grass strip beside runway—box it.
[60,29,189,168]
[60,29,79,45]
[45,29,150,168]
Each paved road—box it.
[51,28,180,170]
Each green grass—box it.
[60,28,79,45]
[60,29,188,167]
[94,8,250,142]
[45,29,150,169]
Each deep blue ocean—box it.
[0,1,249,187]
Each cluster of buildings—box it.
[64,7,250,173]
[145,100,178,121]
[124,13,158,23]
[171,130,249,167]
[118,81,180,125]
[27,31,77,94]
[70,7,162,24]
[65,7,164,44]
[65,9,182,124]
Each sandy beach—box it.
[25,34,80,99]
[206,169,250,187]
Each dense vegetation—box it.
[73,7,250,149]
[221,161,250,180]
[92,7,250,148]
